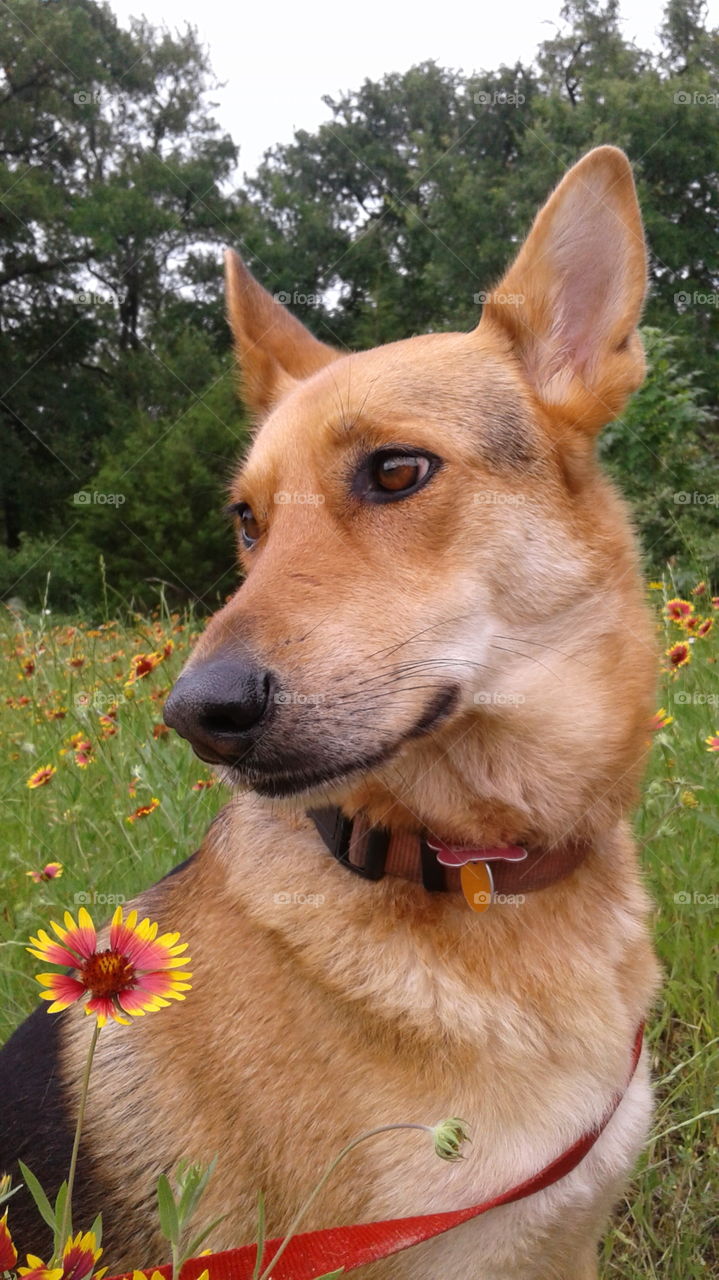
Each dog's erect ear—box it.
[224,250,339,416]
[478,146,647,433]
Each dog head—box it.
[164,146,656,846]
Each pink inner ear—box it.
[550,192,629,377]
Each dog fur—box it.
[0,145,661,1279]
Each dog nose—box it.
[163,657,273,760]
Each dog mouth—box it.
[201,684,460,798]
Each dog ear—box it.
[477,146,647,433]
[224,250,339,416]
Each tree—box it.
[0,0,239,548]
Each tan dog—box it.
[0,146,660,1278]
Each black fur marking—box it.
[158,850,198,883]
[480,401,539,472]
[0,1007,106,1257]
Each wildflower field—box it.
[0,587,717,1280]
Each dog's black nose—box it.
[163,657,273,761]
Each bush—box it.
[600,328,719,582]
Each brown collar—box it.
[309,807,590,900]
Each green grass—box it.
[1,588,717,1277]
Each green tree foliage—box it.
[0,0,717,609]
[0,0,239,552]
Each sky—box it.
[109,0,719,177]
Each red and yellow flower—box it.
[26,862,63,884]
[27,765,56,789]
[28,906,191,1027]
[18,1229,105,1280]
[126,797,160,822]
[0,1208,17,1270]
[665,641,691,671]
[697,618,714,638]
[649,707,673,732]
[125,651,164,685]
[706,734,719,753]
[665,598,693,624]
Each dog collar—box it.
[309,807,590,909]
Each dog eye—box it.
[358,449,440,503]
[232,504,261,548]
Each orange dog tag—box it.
[460,861,494,913]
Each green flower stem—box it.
[55,1020,101,1261]
[256,1123,432,1280]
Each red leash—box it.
[111,1026,644,1280]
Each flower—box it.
[192,777,216,791]
[28,906,191,1027]
[27,765,56,789]
[650,707,673,731]
[18,1229,105,1280]
[647,581,664,590]
[26,862,64,883]
[68,657,85,670]
[705,734,719,753]
[665,641,691,671]
[16,1257,62,1280]
[152,723,169,739]
[691,581,707,596]
[712,597,719,610]
[697,618,714,638]
[0,1209,17,1270]
[431,1117,471,1162]
[126,797,160,822]
[125,651,164,685]
[665,598,693,623]
[679,790,698,808]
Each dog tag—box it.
[460,861,494,913]
[429,841,527,868]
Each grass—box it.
[0,585,717,1278]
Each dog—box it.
[1,145,660,1279]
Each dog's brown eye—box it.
[356,449,440,504]
[233,504,261,548]
[374,455,428,492]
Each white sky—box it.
[108,0,719,177]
